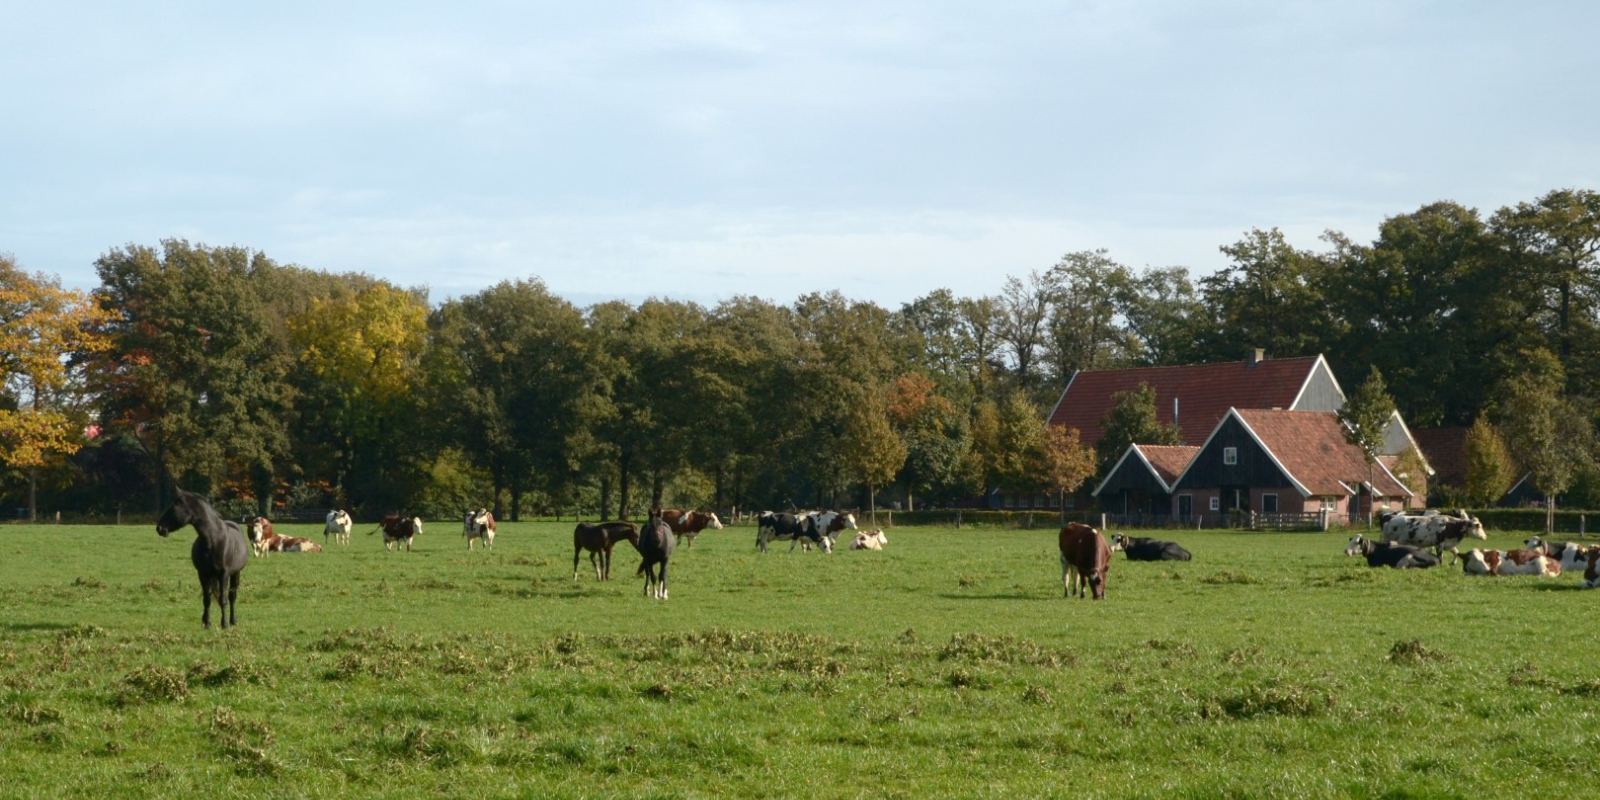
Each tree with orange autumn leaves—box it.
[0,254,112,519]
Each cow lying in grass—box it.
[849,529,887,551]
[1344,534,1438,569]
[249,518,323,555]
[1524,536,1591,573]
[1110,533,1192,561]
[1461,548,1560,577]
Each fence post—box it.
[956,510,962,530]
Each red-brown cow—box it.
[1058,522,1110,600]
[659,509,723,548]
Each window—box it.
[1209,496,1220,511]
[1223,447,1237,465]
[1261,493,1278,513]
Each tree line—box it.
[3,188,1599,520]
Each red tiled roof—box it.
[1232,409,1411,498]
[1047,356,1326,447]
[1413,427,1469,489]
[1137,445,1200,488]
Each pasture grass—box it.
[2,520,1598,798]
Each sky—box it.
[3,1,1598,310]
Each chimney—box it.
[1248,348,1265,367]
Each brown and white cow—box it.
[659,509,722,548]
[1583,548,1600,589]
[1381,510,1486,564]
[269,535,322,553]
[463,508,496,551]
[1461,548,1561,577]
[849,529,888,551]
[1524,536,1591,573]
[324,509,353,546]
[249,517,278,557]
[376,515,422,552]
[1059,522,1110,600]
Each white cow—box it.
[849,529,887,551]
[324,509,353,546]
[463,508,496,551]
[1381,510,1486,564]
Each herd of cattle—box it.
[227,503,1600,610]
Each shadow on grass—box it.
[1,622,77,632]
[935,593,1043,601]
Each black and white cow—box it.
[1109,533,1192,561]
[1344,534,1440,569]
[1380,510,1486,564]
[1524,536,1591,573]
[756,511,831,553]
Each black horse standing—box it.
[636,510,676,600]
[156,489,250,629]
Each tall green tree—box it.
[1491,188,1600,394]
[91,241,292,511]
[1120,266,1203,367]
[1496,348,1596,534]
[1094,383,1180,478]
[1195,228,1332,362]
[1338,366,1396,529]
[1462,416,1515,507]
[844,392,907,525]
[1044,249,1137,379]
[1040,424,1096,523]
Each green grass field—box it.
[2,519,1597,799]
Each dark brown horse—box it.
[637,509,676,600]
[156,489,250,628]
[573,521,638,580]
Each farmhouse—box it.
[1094,409,1416,526]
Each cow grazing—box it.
[1462,548,1561,577]
[849,529,888,551]
[1583,548,1600,589]
[636,511,676,600]
[1343,534,1440,569]
[463,508,496,551]
[324,509,353,546]
[1525,536,1591,573]
[156,489,249,629]
[1380,510,1486,563]
[573,521,638,580]
[756,511,832,553]
[1058,522,1110,600]
[1109,533,1192,561]
[376,515,422,552]
[660,509,723,548]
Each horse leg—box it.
[200,578,213,629]
[573,544,582,580]
[226,572,239,628]
[658,561,669,600]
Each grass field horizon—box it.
[3,520,1597,798]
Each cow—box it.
[324,509,353,546]
[375,515,422,552]
[1343,534,1440,569]
[1524,536,1591,573]
[1109,533,1192,561]
[248,517,278,558]
[269,535,323,553]
[807,511,858,550]
[1583,548,1600,589]
[1380,510,1486,564]
[573,521,638,580]
[756,511,831,553]
[636,510,676,600]
[659,509,723,548]
[849,529,888,551]
[463,508,496,551]
[1462,548,1561,577]
[1058,522,1110,600]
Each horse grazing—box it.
[156,489,250,629]
[1058,522,1111,600]
[636,510,676,600]
[573,521,638,580]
